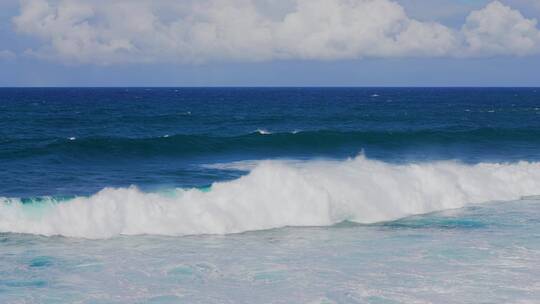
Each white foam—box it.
[255,129,272,135]
[2,155,540,239]
[203,159,303,171]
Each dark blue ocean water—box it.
[2,87,540,198]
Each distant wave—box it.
[1,155,540,239]
[255,129,272,135]
[3,128,540,160]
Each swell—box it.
[1,155,540,239]
[3,128,540,160]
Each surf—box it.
[1,155,540,239]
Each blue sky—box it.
[1,0,540,87]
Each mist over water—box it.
[1,88,540,303]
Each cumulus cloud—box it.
[12,0,540,64]
[463,1,540,56]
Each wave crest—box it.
[1,156,540,238]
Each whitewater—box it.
[2,155,539,239]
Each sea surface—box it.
[1,88,540,303]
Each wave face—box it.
[2,156,540,239]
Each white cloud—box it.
[463,1,540,56]
[12,0,540,64]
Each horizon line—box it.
[1,86,539,89]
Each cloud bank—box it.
[12,0,540,64]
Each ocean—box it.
[1,87,539,303]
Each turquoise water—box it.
[1,88,540,302]
[1,200,539,303]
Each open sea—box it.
[1,87,540,303]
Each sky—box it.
[1,0,540,87]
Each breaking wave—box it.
[1,155,540,239]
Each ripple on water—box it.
[1,280,48,288]
[29,256,54,268]
[143,295,183,304]
[382,215,489,230]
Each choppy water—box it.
[1,88,540,303]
